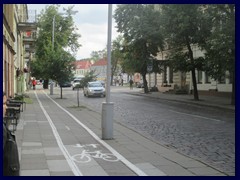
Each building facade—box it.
[73,60,92,78]
[3,4,37,97]
[146,44,232,95]
[90,58,107,81]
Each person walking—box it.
[121,79,124,86]
[32,78,37,90]
[129,79,133,90]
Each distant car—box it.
[136,82,144,88]
[59,81,72,88]
[83,81,106,97]
[72,79,83,90]
[37,80,42,85]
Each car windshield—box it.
[89,83,102,87]
[74,80,80,83]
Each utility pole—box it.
[102,4,114,140]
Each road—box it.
[53,86,235,175]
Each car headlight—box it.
[89,89,94,92]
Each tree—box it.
[31,5,81,96]
[90,49,107,63]
[114,4,164,93]
[161,4,211,100]
[201,5,235,105]
[80,70,97,88]
[111,35,124,85]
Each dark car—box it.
[59,81,72,88]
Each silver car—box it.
[83,82,106,97]
[72,79,82,90]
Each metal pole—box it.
[52,15,55,50]
[50,15,55,95]
[106,5,112,103]
[102,4,114,140]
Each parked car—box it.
[59,81,72,88]
[83,81,106,97]
[72,79,83,90]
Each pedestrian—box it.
[129,79,133,90]
[3,92,7,117]
[32,78,37,90]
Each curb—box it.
[125,92,235,111]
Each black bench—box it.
[8,99,26,112]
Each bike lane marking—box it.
[70,143,119,163]
[34,91,83,176]
[43,90,148,176]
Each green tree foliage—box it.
[31,5,81,95]
[90,49,107,63]
[80,70,97,88]
[114,4,164,93]
[201,5,235,105]
[161,4,211,100]
[111,35,124,85]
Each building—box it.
[145,4,233,96]
[73,60,92,78]
[146,44,232,96]
[90,58,107,81]
[3,4,37,97]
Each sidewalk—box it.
[120,86,235,111]
[15,88,230,176]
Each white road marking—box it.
[43,91,147,176]
[34,91,83,176]
[65,126,70,131]
[169,110,222,122]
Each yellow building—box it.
[3,4,37,97]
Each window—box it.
[205,73,211,83]
[169,67,173,83]
[198,70,202,84]
[218,75,226,84]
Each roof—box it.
[74,60,92,69]
[91,58,107,67]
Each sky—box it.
[27,4,120,60]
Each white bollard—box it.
[50,83,53,95]
[102,102,114,140]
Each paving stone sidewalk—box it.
[15,89,230,176]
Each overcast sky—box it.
[28,4,120,60]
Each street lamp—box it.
[50,11,77,95]
[101,4,114,140]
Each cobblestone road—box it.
[61,87,235,175]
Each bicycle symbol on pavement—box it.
[71,143,119,163]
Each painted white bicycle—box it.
[71,150,119,163]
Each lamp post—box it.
[102,4,114,140]
[50,15,57,95]
[50,11,77,95]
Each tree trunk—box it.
[77,88,80,107]
[231,70,235,105]
[191,69,199,100]
[111,73,114,86]
[142,73,149,93]
[186,36,199,100]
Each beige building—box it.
[3,4,37,97]
[146,44,232,95]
